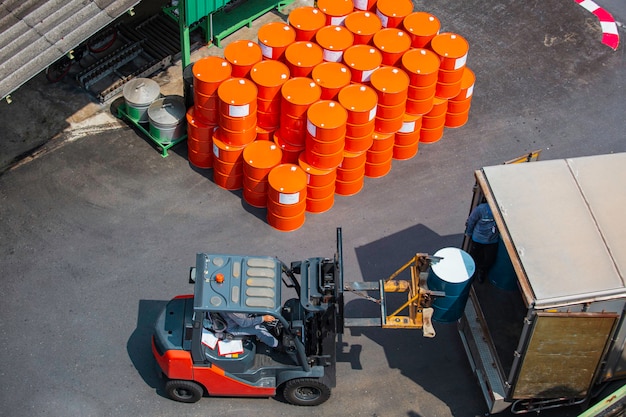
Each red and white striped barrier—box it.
[573,0,620,50]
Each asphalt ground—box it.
[1,1,625,416]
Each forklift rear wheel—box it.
[282,378,331,406]
[165,379,203,403]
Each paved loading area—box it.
[0,1,624,416]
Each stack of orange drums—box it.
[317,0,353,26]
[250,60,290,140]
[375,0,413,28]
[257,22,296,62]
[192,56,232,126]
[343,45,382,84]
[365,131,395,178]
[401,48,440,116]
[421,96,448,143]
[298,153,336,213]
[242,140,283,207]
[212,130,246,190]
[344,11,382,45]
[186,107,214,169]
[288,6,326,42]
[430,32,469,100]
[305,100,347,171]
[445,67,475,128]
[315,25,354,63]
[312,62,351,100]
[338,84,377,153]
[267,164,308,232]
[223,40,263,78]
[402,12,440,48]
[336,150,367,196]
[394,113,422,159]
[284,41,323,77]
[370,66,409,134]
[373,28,411,67]
[277,77,322,156]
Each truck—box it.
[458,152,626,414]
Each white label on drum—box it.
[466,84,474,98]
[354,0,368,10]
[330,15,347,26]
[229,104,250,117]
[368,106,377,121]
[376,10,389,27]
[362,68,376,82]
[279,192,300,205]
[260,42,273,59]
[455,53,468,70]
[323,49,343,63]
[307,119,317,137]
[400,121,416,133]
[213,143,219,158]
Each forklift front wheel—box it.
[282,378,331,406]
[165,379,204,403]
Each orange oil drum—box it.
[257,22,296,61]
[307,100,348,142]
[288,6,326,42]
[346,118,375,138]
[317,0,353,26]
[337,149,367,195]
[426,96,448,118]
[305,145,345,170]
[212,129,247,163]
[453,67,475,101]
[284,41,324,78]
[393,140,419,160]
[344,11,382,45]
[372,28,411,67]
[402,48,440,87]
[192,56,232,96]
[370,131,395,152]
[250,60,290,101]
[342,45,382,83]
[273,131,305,164]
[255,125,274,141]
[213,167,244,190]
[406,93,435,116]
[242,141,283,207]
[353,0,378,12]
[298,153,336,214]
[187,107,214,169]
[312,62,352,101]
[370,66,409,106]
[447,96,472,114]
[217,78,258,118]
[193,90,220,125]
[364,153,392,178]
[375,0,413,28]
[267,209,306,232]
[403,12,440,48]
[408,83,437,101]
[223,40,263,78]
[435,78,463,100]
[338,83,378,125]
[430,32,469,71]
[375,113,404,134]
[394,113,422,146]
[315,25,354,63]
[298,152,337,188]
[420,124,445,143]
[280,78,322,146]
[267,164,308,231]
[445,108,470,128]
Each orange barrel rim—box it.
[215,124,257,146]
[364,155,393,178]
[422,114,446,129]
[338,83,378,124]
[435,79,463,100]
[445,108,470,128]
[340,150,367,170]
[250,60,290,100]
[306,180,336,199]
[345,131,374,153]
[315,25,354,63]
[406,94,435,116]
[267,163,307,206]
[430,32,469,71]
[395,113,422,145]
[284,41,324,77]
[312,62,352,100]
[219,112,257,131]
[370,131,395,152]
[288,6,327,42]
[346,119,375,138]
[281,77,322,117]
[305,133,345,155]
[344,11,382,45]
[447,96,472,114]
[212,130,247,163]
[217,78,258,116]
[372,28,411,66]
[337,161,365,182]
[305,146,345,170]
[366,146,394,164]
[273,131,305,164]
[243,140,283,179]
[342,45,382,83]
[376,102,406,120]
[375,113,404,134]
[192,56,232,96]
[393,140,419,160]
[298,152,337,187]
[267,209,306,232]
[454,67,475,100]
[408,83,437,100]
[258,22,296,61]
[336,176,365,196]
[375,0,414,28]
[420,124,445,143]
[223,40,263,78]
[370,66,410,106]
[353,0,378,12]
[401,48,441,87]
[402,12,441,48]
[438,67,465,84]
[317,0,353,26]
[306,192,335,214]
[307,100,348,142]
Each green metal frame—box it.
[117,103,186,158]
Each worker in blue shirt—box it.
[465,202,500,283]
[222,312,279,348]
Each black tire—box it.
[282,378,331,406]
[165,379,204,403]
